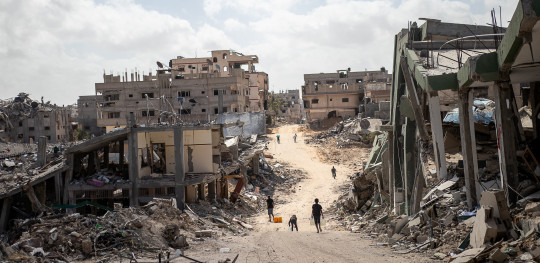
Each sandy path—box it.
[186,124,430,262]
[253,124,352,231]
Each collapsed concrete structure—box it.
[0,93,74,143]
[351,0,540,260]
[271,90,304,123]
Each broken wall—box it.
[217,112,266,137]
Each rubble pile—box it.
[306,117,379,147]
[0,93,57,132]
[0,196,269,262]
[250,159,307,196]
[328,172,540,262]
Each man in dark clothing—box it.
[288,215,298,231]
[331,166,336,179]
[267,196,274,222]
[312,198,324,233]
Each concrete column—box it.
[403,118,416,215]
[0,197,13,233]
[55,173,62,203]
[494,83,519,204]
[128,130,139,207]
[458,89,479,209]
[174,127,185,210]
[63,154,74,204]
[37,136,47,167]
[428,92,448,179]
[197,183,206,201]
[208,180,217,201]
[215,180,222,200]
[185,185,197,203]
[388,131,395,212]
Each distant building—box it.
[272,90,303,123]
[95,50,268,132]
[77,95,105,137]
[1,93,73,143]
[302,68,391,121]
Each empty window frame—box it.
[342,98,349,102]
[179,109,191,114]
[142,110,155,117]
[341,83,349,90]
[107,112,120,118]
[311,99,319,104]
[213,90,226,96]
[178,91,191,97]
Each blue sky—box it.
[0,0,518,105]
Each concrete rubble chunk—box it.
[471,207,498,248]
[489,249,508,263]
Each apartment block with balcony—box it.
[302,68,391,121]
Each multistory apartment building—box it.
[302,68,391,121]
[95,50,268,131]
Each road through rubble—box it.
[187,124,430,262]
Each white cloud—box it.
[0,0,236,104]
[0,0,522,104]
[224,18,247,31]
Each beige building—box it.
[95,50,268,132]
[302,68,391,121]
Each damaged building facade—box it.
[271,90,303,123]
[356,0,540,257]
[76,95,105,137]
[94,50,268,132]
[0,93,73,143]
[302,68,391,121]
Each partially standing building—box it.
[302,68,391,121]
[94,50,268,132]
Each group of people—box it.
[268,132,336,233]
[266,196,324,233]
[275,133,298,144]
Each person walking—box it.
[267,196,275,222]
[331,166,337,179]
[288,215,298,231]
[276,134,280,144]
[293,133,297,143]
[311,198,324,233]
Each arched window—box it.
[223,53,227,59]
[213,57,217,63]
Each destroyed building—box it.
[0,93,74,143]
[271,90,304,123]
[93,50,268,132]
[76,95,105,138]
[302,68,391,121]
[345,0,540,261]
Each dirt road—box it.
[187,125,430,262]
